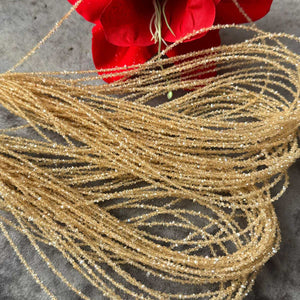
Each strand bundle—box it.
[0,24,299,299]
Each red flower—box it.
[68,0,273,82]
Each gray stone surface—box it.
[0,0,299,299]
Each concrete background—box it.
[0,0,299,299]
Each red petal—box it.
[92,24,157,82]
[166,30,221,82]
[215,0,273,24]
[100,0,154,47]
[68,0,112,23]
[166,30,221,59]
[163,0,216,43]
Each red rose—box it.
[68,0,273,82]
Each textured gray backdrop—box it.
[0,0,299,299]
